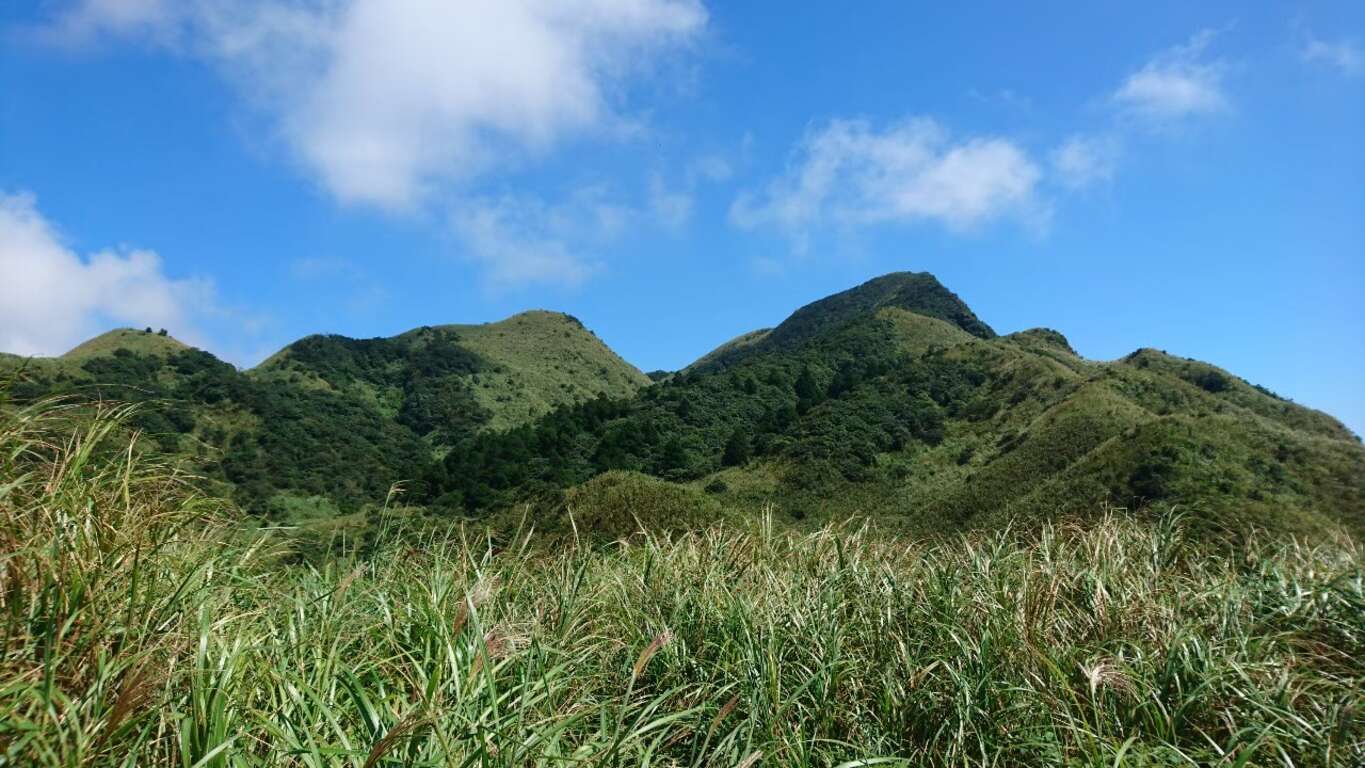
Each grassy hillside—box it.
[687,271,994,374]
[427,273,1364,540]
[256,310,649,432]
[682,327,771,373]
[431,310,651,430]
[3,401,1361,766]
[62,327,192,360]
[3,272,1360,540]
[0,312,647,515]
[1,328,192,377]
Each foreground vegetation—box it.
[2,402,1362,766]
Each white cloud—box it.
[0,191,214,357]
[731,118,1043,246]
[642,153,734,231]
[1051,134,1120,190]
[1113,30,1228,123]
[42,0,707,210]
[450,189,644,289]
[1301,34,1364,77]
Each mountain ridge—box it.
[3,271,1360,538]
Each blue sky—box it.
[1,1,1362,434]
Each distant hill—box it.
[255,310,650,433]
[686,272,994,373]
[425,272,1364,540]
[3,272,1360,540]
[1,328,193,376]
[1,313,647,515]
[63,328,193,360]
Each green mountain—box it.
[685,271,993,373]
[0,313,648,514]
[253,310,650,434]
[3,273,1360,540]
[424,272,1364,540]
[681,327,772,374]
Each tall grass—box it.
[1,401,1362,766]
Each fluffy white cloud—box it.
[43,0,707,210]
[0,192,213,357]
[1113,30,1228,123]
[731,118,1043,244]
[1301,34,1364,77]
[1051,134,1120,190]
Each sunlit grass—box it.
[2,401,1361,766]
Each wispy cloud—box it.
[731,117,1044,248]
[648,174,694,231]
[450,188,645,290]
[0,190,216,356]
[1050,134,1121,191]
[37,0,708,211]
[35,0,183,45]
[1113,30,1228,124]
[1300,32,1364,77]
[644,153,733,231]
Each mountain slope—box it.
[427,275,1363,540]
[682,328,771,374]
[63,328,193,360]
[254,310,649,433]
[1,312,647,515]
[687,272,994,373]
[3,273,1359,540]
[420,311,651,430]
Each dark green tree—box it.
[722,428,751,467]
[795,365,822,414]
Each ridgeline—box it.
[3,272,1360,539]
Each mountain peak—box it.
[766,272,995,350]
[61,328,192,360]
[686,272,994,372]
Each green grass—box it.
[445,311,653,431]
[3,401,1362,766]
[61,328,192,360]
[254,310,650,434]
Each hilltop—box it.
[0,328,193,376]
[255,310,649,432]
[686,272,993,373]
[63,327,193,360]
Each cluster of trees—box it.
[12,348,440,513]
[279,331,491,442]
